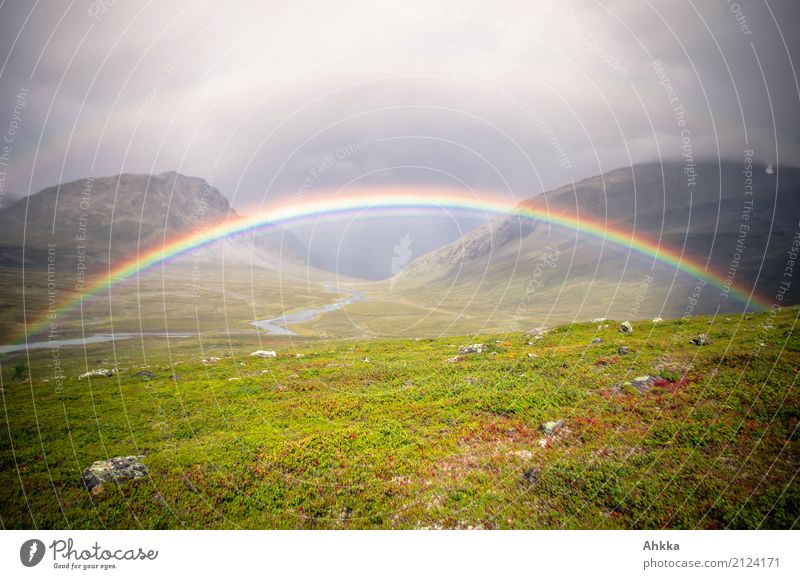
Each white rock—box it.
[250,350,277,358]
[78,368,115,380]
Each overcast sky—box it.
[1,0,799,212]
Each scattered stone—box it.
[618,346,629,356]
[539,420,565,436]
[620,321,634,334]
[78,368,115,380]
[652,317,664,323]
[592,338,603,344]
[446,355,464,363]
[527,353,539,358]
[362,357,371,363]
[690,334,713,346]
[525,328,548,339]
[250,350,277,358]
[458,344,485,355]
[631,375,655,393]
[169,375,181,381]
[133,370,154,380]
[522,466,540,485]
[202,357,221,365]
[590,317,607,323]
[82,455,148,492]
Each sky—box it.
[1,0,799,277]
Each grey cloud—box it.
[0,0,798,209]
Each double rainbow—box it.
[14,186,767,342]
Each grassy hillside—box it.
[1,307,798,529]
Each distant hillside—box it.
[395,161,800,323]
[0,190,24,211]
[0,171,307,269]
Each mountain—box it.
[0,190,24,211]
[0,171,307,268]
[393,161,800,325]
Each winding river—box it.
[0,287,365,352]
[250,286,366,335]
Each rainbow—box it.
[13,186,767,342]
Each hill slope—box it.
[1,308,797,528]
[389,162,800,327]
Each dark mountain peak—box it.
[0,172,235,260]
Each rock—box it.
[82,455,148,492]
[620,321,634,334]
[522,466,540,485]
[250,350,277,358]
[362,357,371,363]
[446,355,464,363]
[652,317,664,323]
[690,334,713,346]
[133,370,154,380]
[590,317,607,323]
[618,346,629,355]
[592,338,603,344]
[539,420,565,436]
[631,375,655,393]
[524,328,548,339]
[458,344,485,354]
[78,368,115,380]
[202,357,221,365]
[169,375,181,381]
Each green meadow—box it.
[1,307,798,529]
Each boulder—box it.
[631,375,655,393]
[250,350,277,358]
[522,467,541,485]
[82,455,148,492]
[458,344,485,354]
[690,334,713,346]
[133,370,154,380]
[525,328,548,339]
[539,420,565,436]
[620,321,634,334]
[78,368,115,380]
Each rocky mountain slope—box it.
[0,171,307,268]
[395,161,800,322]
